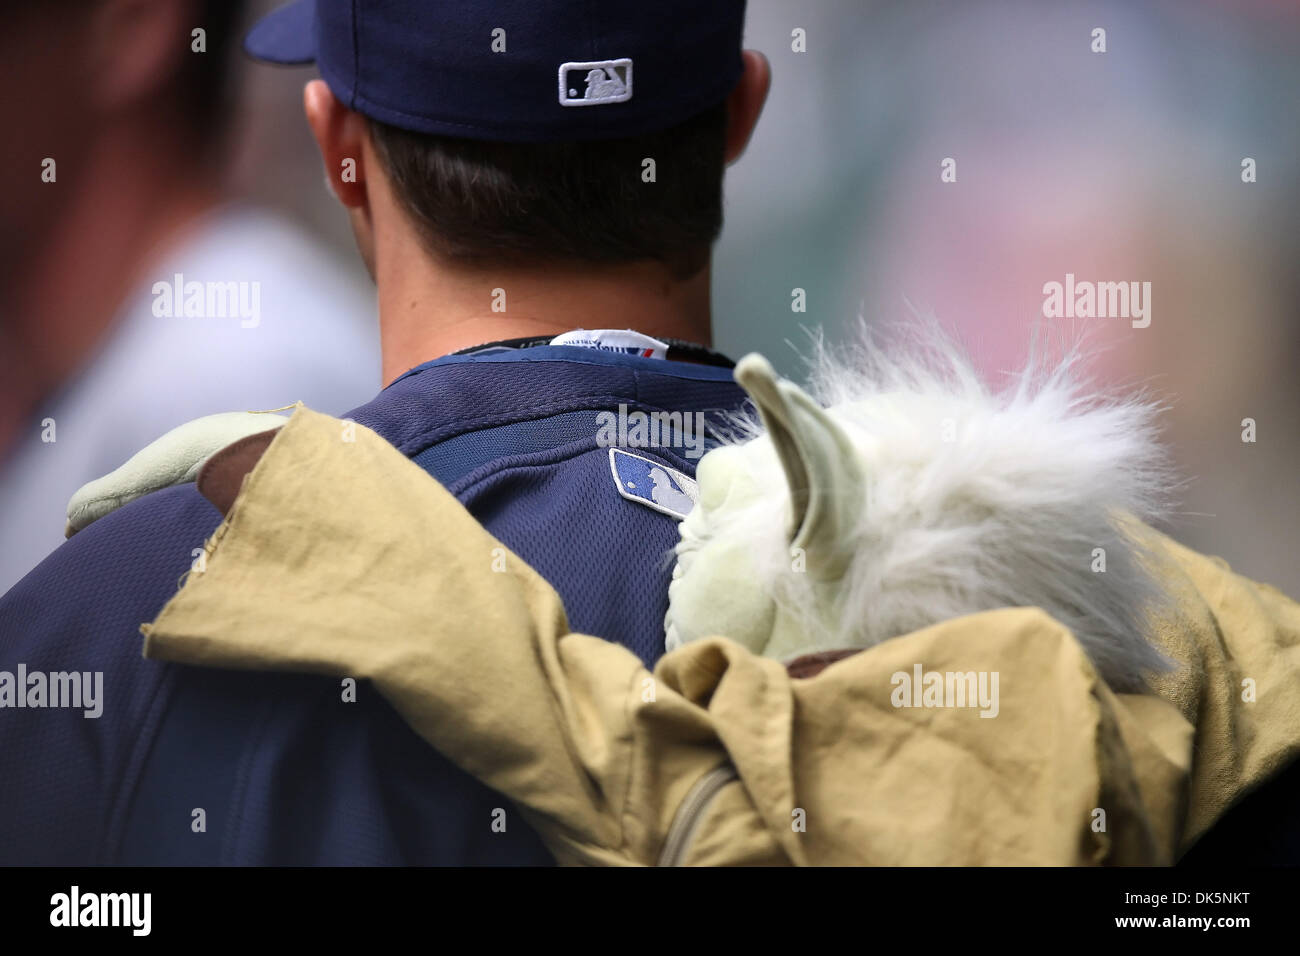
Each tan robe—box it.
[142,408,1300,865]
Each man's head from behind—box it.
[246,0,768,287]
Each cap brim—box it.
[244,0,317,65]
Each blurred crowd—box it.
[0,1,379,592]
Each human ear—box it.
[723,50,771,165]
[303,79,370,209]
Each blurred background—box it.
[717,0,1300,597]
[3,0,1298,595]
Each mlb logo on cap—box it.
[244,0,747,143]
[559,59,633,107]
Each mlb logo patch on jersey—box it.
[558,58,633,107]
[608,448,698,520]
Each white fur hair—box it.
[704,319,1180,692]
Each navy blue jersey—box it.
[0,345,747,865]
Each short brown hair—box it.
[367,103,727,279]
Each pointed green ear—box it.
[733,354,863,578]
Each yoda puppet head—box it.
[665,330,1176,692]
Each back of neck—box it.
[375,251,713,384]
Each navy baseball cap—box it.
[245,0,747,143]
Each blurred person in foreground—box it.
[0,0,765,864]
[0,0,378,594]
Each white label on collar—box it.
[550,329,668,359]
